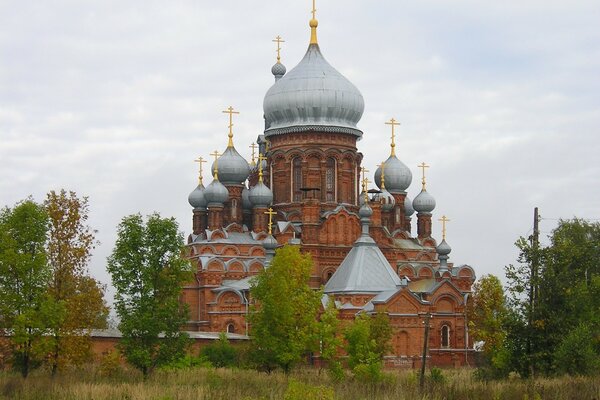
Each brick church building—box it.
[184,6,476,367]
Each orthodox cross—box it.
[385,118,400,157]
[418,162,430,190]
[362,177,371,203]
[360,166,369,187]
[257,153,267,183]
[272,35,285,63]
[222,106,240,147]
[309,0,318,44]
[249,143,257,166]
[438,215,450,241]
[193,156,207,185]
[377,162,387,189]
[311,0,317,20]
[264,207,277,235]
[210,150,222,179]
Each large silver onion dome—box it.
[204,179,229,205]
[248,181,273,208]
[188,184,207,209]
[263,44,364,138]
[211,146,250,185]
[375,155,412,193]
[404,195,415,217]
[413,189,436,213]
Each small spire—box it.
[249,143,257,166]
[362,176,371,203]
[438,215,450,241]
[385,118,400,157]
[222,106,240,148]
[418,162,430,190]
[193,156,207,185]
[264,207,277,235]
[309,0,318,45]
[257,153,266,183]
[210,150,222,180]
[272,35,285,63]
[377,162,387,190]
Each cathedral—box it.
[184,5,476,367]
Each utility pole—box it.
[420,313,431,391]
[528,207,540,378]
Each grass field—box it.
[1,365,599,400]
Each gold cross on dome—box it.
[362,177,371,203]
[210,150,222,179]
[361,166,369,186]
[385,118,400,157]
[272,35,285,63]
[193,156,207,185]
[249,143,257,166]
[222,106,240,147]
[311,0,317,20]
[257,153,267,183]
[264,207,277,235]
[377,161,387,189]
[418,162,430,190]
[438,215,450,241]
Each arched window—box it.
[293,157,303,202]
[325,270,333,282]
[227,323,235,334]
[441,325,450,348]
[231,199,237,220]
[325,157,336,202]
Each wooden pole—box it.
[420,313,431,390]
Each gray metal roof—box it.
[90,329,249,340]
[263,43,364,138]
[324,232,402,294]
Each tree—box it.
[249,245,322,373]
[343,312,391,382]
[200,332,237,368]
[318,297,343,380]
[107,213,191,377]
[0,200,54,377]
[45,190,108,374]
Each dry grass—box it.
[0,365,599,400]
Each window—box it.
[231,199,237,220]
[441,325,450,348]
[293,157,303,202]
[227,323,235,334]
[325,157,336,202]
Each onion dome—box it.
[404,195,415,217]
[412,189,436,213]
[204,179,229,206]
[242,186,252,210]
[263,234,278,251]
[263,43,364,137]
[248,181,273,208]
[271,62,286,81]
[359,203,373,219]
[375,156,412,193]
[436,239,452,256]
[377,189,395,212]
[211,146,250,185]
[188,183,207,209]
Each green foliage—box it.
[98,350,123,378]
[200,332,238,368]
[553,323,600,376]
[428,367,446,384]
[0,199,52,377]
[318,297,343,381]
[249,245,322,373]
[283,379,334,400]
[45,190,108,374]
[344,313,391,382]
[107,213,191,377]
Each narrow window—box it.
[227,323,235,334]
[441,325,450,348]
[293,157,303,202]
[325,157,335,202]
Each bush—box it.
[98,350,123,377]
[200,332,238,368]
[554,323,600,376]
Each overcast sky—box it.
[1,0,599,302]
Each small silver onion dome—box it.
[248,181,273,208]
[188,184,207,209]
[359,203,373,219]
[211,146,250,185]
[271,62,286,80]
[263,44,364,138]
[263,234,278,251]
[413,189,436,213]
[404,195,415,217]
[242,186,252,210]
[377,189,395,212]
[204,179,229,205]
[436,239,452,256]
[375,155,412,193]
